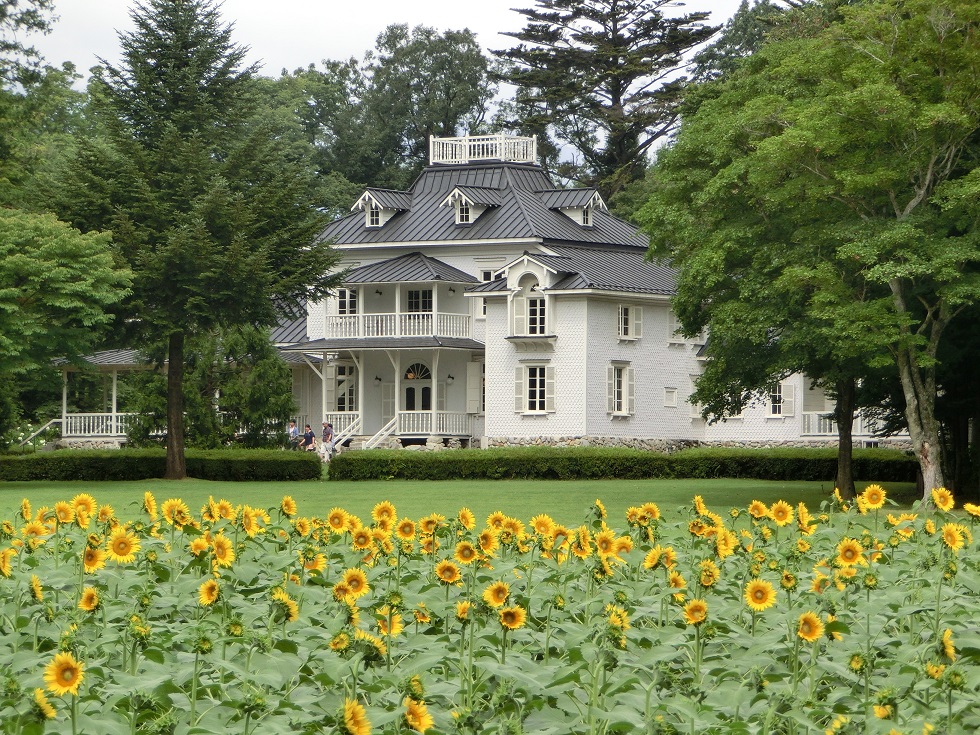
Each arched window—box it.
[404,363,431,381]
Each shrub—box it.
[0,448,322,482]
[328,446,917,482]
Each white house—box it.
[50,134,893,450]
[278,134,889,452]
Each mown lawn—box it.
[0,477,916,526]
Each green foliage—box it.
[0,209,132,375]
[328,446,916,483]
[0,448,322,481]
[493,0,718,196]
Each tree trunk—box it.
[165,331,187,480]
[896,341,944,497]
[834,377,856,499]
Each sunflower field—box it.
[1,486,979,734]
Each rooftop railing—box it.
[430,134,537,165]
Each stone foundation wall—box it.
[55,438,127,450]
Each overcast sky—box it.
[32,0,744,78]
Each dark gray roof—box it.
[344,252,479,285]
[279,349,322,365]
[284,336,484,351]
[538,188,604,210]
[447,185,503,207]
[358,188,413,210]
[57,349,146,369]
[466,279,509,293]
[271,311,308,344]
[318,162,647,249]
[532,245,676,295]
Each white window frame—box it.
[457,202,471,224]
[407,289,433,313]
[515,363,555,414]
[337,287,358,315]
[528,296,546,335]
[336,363,357,412]
[618,305,642,341]
[688,376,703,419]
[664,387,677,407]
[479,270,493,318]
[582,207,592,226]
[769,383,795,417]
[367,201,381,227]
[607,363,635,416]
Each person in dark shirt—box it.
[322,422,335,459]
[299,424,316,451]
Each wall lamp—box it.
[448,287,456,294]
[374,375,382,383]
[446,374,455,385]
[375,289,383,296]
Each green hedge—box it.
[328,446,917,482]
[0,449,322,482]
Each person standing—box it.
[287,420,300,450]
[299,424,316,451]
[322,421,335,459]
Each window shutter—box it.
[324,365,337,412]
[512,295,526,336]
[633,307,643,339]
[466,362,482,413]
[668,311,679,341]
[607,365,616,412]
[627,367,636,414]
[544,366,556,412]
[782,384,796,416]
[514,367,524,412]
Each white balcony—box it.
[430,134,537,165]
[64,412,137,437]
[325,312,472,339]
[398,411,471,436]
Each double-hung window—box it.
[368,202,381,227]
[528,297,546,335]
[618,305,642,340]
[407,289,432,313]
[769,383,795,417]
[337,288,357,315]
[607,363,635,416]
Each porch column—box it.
[395,287,401,338]
[62,370,68,435]
[432,286,439,337]
[321,351,329,423]
[431,349,439,435]
[111,369,119,435]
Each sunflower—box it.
[744,579,777,612]
[594,529,617,557]
[455,600,471,621]
[860,484,886,510]
[683,598,708,626]
[499,605,527,630]
[33,688,56,719]
[413,605,431,624]
[835,537,865,567]
[81,545,105,574]
[395,518,416,541]
[797,611,824,643]
[304,553,327,574]
[330,631,351,651]
[161,498,191,528]
[351,525,374,551]
[104,527,139,564]
[942,629,956,662]
[97,505,115,524]
[20,498,31,521]
[482,581,509,608]
[926,661,946,680]
[328,507,351,533]
[44,651,84,697]
[403,696,434,733]
[964,502,980,519]
[642,545,664,570]
[931,487,955,512]
[570,526,592,559]
[454,541,478,565]
[199,579,220,606]
[78,586,99,612]
[271,587,300,622]
[0,547,15,578]
[529,513,555,536]
[211,534,235,568]
[941,523,966,552]
[280,496,298,517]
[873,704,893,719]
[54,501,75,525]
[668,571,686,590]
[606,604,630,631]
[30,574,43,602]
[698,559,720,588]
[216,499,235,520]
[640,502,661,521]
[435,559,462,585]
[457,507,476,530]
[342,568,369,600]
[748,500,769,519]
[715,529,737,560]
[188,537,209,556]
[240,506,261,537]
[370,500,396,526]
[419,514,444,536]
[781,570,798,591]
[477,529,499,555]
[66,491,94,518]
[342,698,371,735]
[420,536,439,555]
[293,517,312,537]
[593,499,607,519]
[769,500,794,527]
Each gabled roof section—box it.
[343,251,479,285]
[537,188,607,211]
[514,245,676,295]
[351,188,412,212]
[317,161,648,249]
[439,185,503,208]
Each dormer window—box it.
[457,202,471,225]
[352,188,411,229]
[581,207,592,226]
[539,188,607,227]
[440,186,500,226]
[368,202,381,227]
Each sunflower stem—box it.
[189,651,200,725]
[71,693,78,735]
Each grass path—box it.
[0,476,914,525]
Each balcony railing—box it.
[397,411,471,436]
[801,412,880,437]
[64,413,136,437]
[325,312,471,339]
[430,134,537,165]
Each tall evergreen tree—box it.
[494,0,717,198]
[46,0,342,478]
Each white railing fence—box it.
[801,412,883,437]
[63,413,137,437]
[325,312,471,339]
[430,134,537,165]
